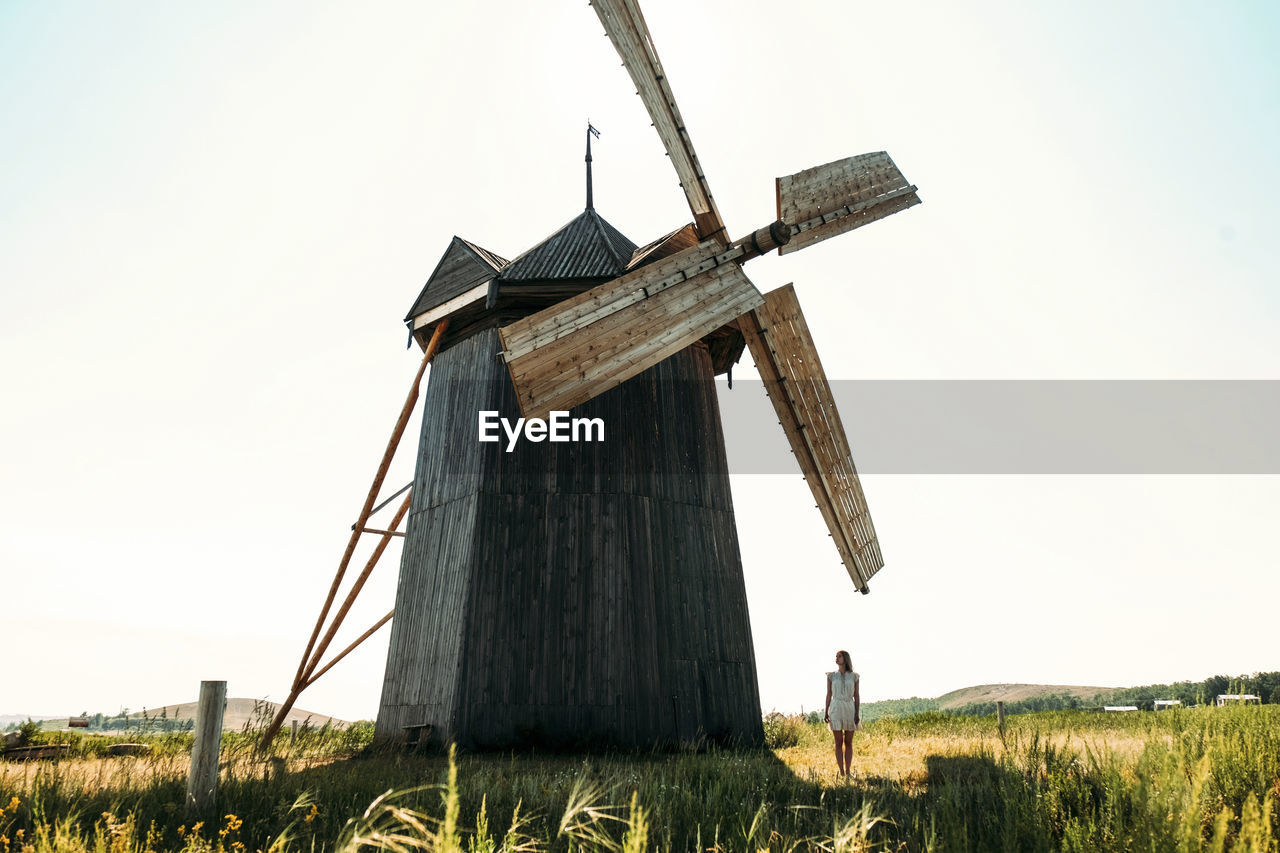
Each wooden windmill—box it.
[263,0,919,750]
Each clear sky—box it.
[2,1,1278,721]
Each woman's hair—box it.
[836,650,852,673]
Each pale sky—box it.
[2,1,1277,721]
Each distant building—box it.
[1154,700,1182,710]
[1216,694,1261,706]
[1104,705,1140,712]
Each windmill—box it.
[263,0,919,750]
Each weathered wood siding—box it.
[376,326,762,748]
[405,237,507,322]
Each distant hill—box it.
[0,714,60,727]
[8,699,351,732]
[127,698,351,731]
[858,683,1118,722]
[935,684,1113,710]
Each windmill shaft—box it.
[730,220,791,262]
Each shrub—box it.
[762,712,818,749]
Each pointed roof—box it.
[404,236,509,322]
[627,223,700,271]
[500,209,637,283]
[459,237,508,273]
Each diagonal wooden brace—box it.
[259,321,448,750]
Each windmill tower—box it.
[264,0,920,751]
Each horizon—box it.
[6,668,1272,723]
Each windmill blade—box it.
[740,284,883,592]
[776,152,921,255]
[591,0,727,245]
[500,239,763,420]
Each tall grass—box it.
[1,707,1276,851]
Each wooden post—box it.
[186,681,226,818]
[290,719,298,747]
[996,701,1006,738]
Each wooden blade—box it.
[776,152,921,255]
[500,240,762,420]
[591,0,727,245]
[741,285,883,592]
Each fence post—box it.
[186,681,226,818]
[996,701,1006,738]
[290,719,298,748]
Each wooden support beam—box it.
[300,493,412,686]
[291,322,445,690]
[304,610,395,689]
[357,527,406,538]
[260,321,447,751]
[365,482,412,519]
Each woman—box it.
[824,650,860,778]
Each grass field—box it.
[2,707,1277,852]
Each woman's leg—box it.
[842,730,854,774]
[832,730,846,775]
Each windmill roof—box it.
[404,236,509,322]
[458,237,508,273]
[500,209,637,283]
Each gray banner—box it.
[718,380,1280,474]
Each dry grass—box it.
[2,707,1277,851]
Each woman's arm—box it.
[854,677,861,726]
[824,675,832,722]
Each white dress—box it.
[827,671,860,731]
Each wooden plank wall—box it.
[376,326,763,748]
[376,332,493,738]
[741,285,884,591]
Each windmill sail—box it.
[500,240,763,420]
[777,152,920,255]
[741,284,883,591]
[591,0,727,244]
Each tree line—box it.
[947,672,1280,717]
[2,708,196,734]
